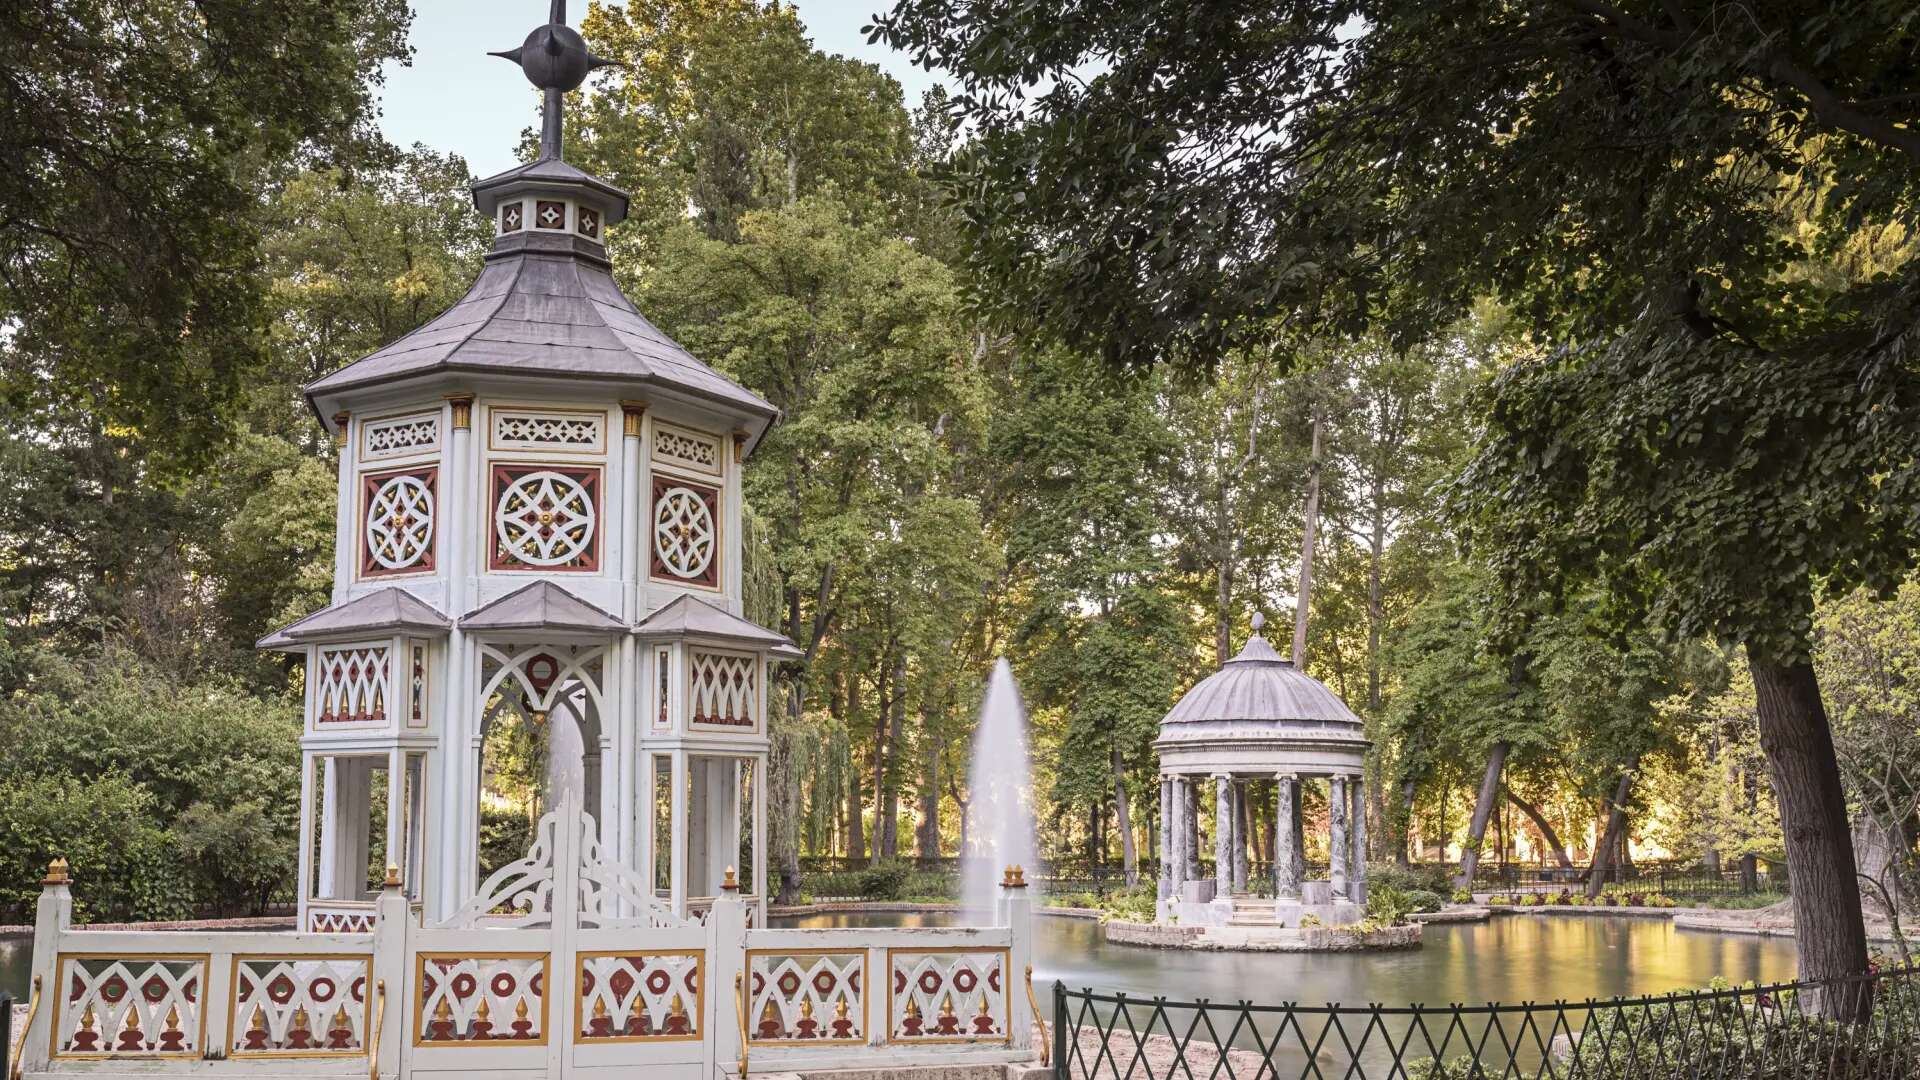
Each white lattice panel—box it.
[307,905,376,933]
[652,423,722,475]
[689,651,755,729]
[54,956,205,1056]
[417,955,548,1043]
[748,951,863,1043]
[578,953,701,1039]
[888,950,1007,1041]
[362,413,440,460]
[491,410,604,452]
[232,956,370,1054]
[315,646,388,725]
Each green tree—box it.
[2,0,411,467]
[871,0,1920,991]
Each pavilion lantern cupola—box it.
[258,0,799,932]
[1153,613,1372,928]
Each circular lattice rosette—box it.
[365,473,434,570]
[653,486,716,578]
[495,470,597,566]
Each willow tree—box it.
[871,0,1920,995]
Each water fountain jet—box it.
[963,658,1040,917]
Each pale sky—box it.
[376,0,941,177]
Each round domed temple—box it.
[1154,615,1371,928]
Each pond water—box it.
[0,911,1798,1008]
[779,911,1800,1006]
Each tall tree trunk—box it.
[1365,490,1385,712]
[1214,478,1235,663]
[1454,741,1509,890]
[1585,771,1635,897]
[1112,747,1139,885]
[1396,779,1417,867]
[1749,648,1870,1010]
[867,665,886,865]
[879,654,906,860]
[846,765,865,863]
[1505,787,1573,870]
[1292,409,1323,666]
[919,735,940,861]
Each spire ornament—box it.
[490,1,620,161]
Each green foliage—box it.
[0,645,300,920]
[1367,862,1452,897]
[1366,883,1417,926]
[2,0,412,467]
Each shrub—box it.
[1367,883,1418,926]
[1450,888,1475,905]
[1488,893,1512,906]
[1368,862,1452,896]
[853,860,915,899]
[1404,888,1445,914]
[1298,913,1323,928]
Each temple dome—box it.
[1154,617,1367,760]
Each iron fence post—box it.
[1052,980,1068,1080]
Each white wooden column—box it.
[296,750,316,927]
[384,747,404,882]
[1330,774,1350,902]
[669,748,689,915]
[317,756,341,898]
[327,412,356,600]
[436,394,474,920]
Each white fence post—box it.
[19,860,73,1075]
[709,874,748,1077]
[1001,866,1035,1057]
[371,866,412,1080]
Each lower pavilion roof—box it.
[257,588,451,650]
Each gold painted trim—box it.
[333,412,352,449]
[883,946,1013,1047]
[412,951,552,1049]
[49,953,213,1061]
[733,973,748,1076]
[444,395,473,431]
[369,980,386,1080]
[741,948,869,1048]
[1025,963,1049,1067]
[572,950,704,1044]
[620,400,648,438]
[225,953,375,1058]
[10,974,40,1080]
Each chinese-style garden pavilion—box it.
[1154,614,1371,926]
[257,8,799,932]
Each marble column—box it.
[1349,776,1369,902]
[1158,776,1173,900]
[1231,781,1249,894]
[1330,774,1350,902]
[1184,779,1201,883]
[1213,775,1232,897]
[1274,774,1300,900]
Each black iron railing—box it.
[1052,964,1920,1079]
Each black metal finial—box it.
[489,1,620,161]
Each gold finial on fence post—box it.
[42,857,70,886]
[722,865,740,892]
[1001,864,1028,889]
[383,864,402,890]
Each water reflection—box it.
[780,911,1799,1006]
